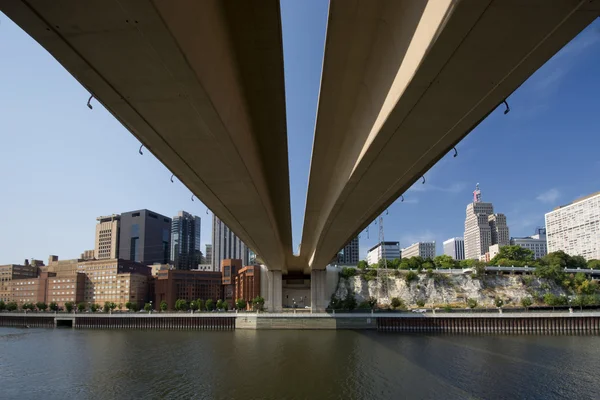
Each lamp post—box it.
[150,300,153,314]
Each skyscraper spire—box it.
[473,183,482,203]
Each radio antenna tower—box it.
[377,215,389,305]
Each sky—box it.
[1,4,599,265]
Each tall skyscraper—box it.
[212,214,250,271]
[119,209,171,265]
[170,211,201,270]
[94,214,120,259]
[205,244,213,265]
[464,184,509,259]
[331,236,360,265]
[443,237,465,260]
[401,242,436,259]
[488,213,509,247]
[545,192,600,260]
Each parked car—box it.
[411,309,427,313]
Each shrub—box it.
[160,300,168,312]
[390,297,402,309]
[467,298,478,309]
[521,275,533,286]
[343,292,357,310]
[235,299,247,310]
[521,297,533,309]
[426,269,434,278]
[405,271,418,284]
[416,299,425,307]
[77,302,86,312]
[144,303,152,312]
[443,304,452,312]
[494,297,504,308]
[367,296,377,309]
[340,267,357,279]
[65,302,74,313]
[357,301,371,309]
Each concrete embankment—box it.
[1,312,600,334]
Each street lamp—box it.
[150,300,153,314]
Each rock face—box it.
[334,273,567,307]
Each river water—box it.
[1,327,599,399]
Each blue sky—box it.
[1,4,599,265]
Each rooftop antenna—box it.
[473,183,482,203]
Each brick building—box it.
[0,262,39,302]
[233,266,261,310]
[154,269,223,310]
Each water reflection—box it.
[0,328,599,399]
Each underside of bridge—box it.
[2,0,599,311]
[300,0,600,275]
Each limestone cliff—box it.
[334,273,568,308]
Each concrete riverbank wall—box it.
[1,312,600,334]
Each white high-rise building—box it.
[464,184,509,259]
[401,242,436,259]
[94,214,120,259]
[212,214,250,271]
[510,228,547,259]
[443,237,465,260]
[366,242,400,265]
[545,192,600,261]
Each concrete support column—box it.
[268,270,282,313]
[311,269,327,313]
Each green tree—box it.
[175,299,189,311]
[521,297,533,310]
[398,259,410,270]
[65,302,74,313]
[572,295,587,311]
[390,297,403,309]
[570,255,587,269]
[196,299,205,312]
[357,260,368,270]
[160,300,168,312]
[434,255,456,269]
[49,302,58,312]
[125,302,133,311]
[189,300,198,311]
[367,296,377,309]
[472,262,486,278]
[109,302,117,312]
[251,297,264,311]
[78,302,86,312]
[144,303,152,312]
[103,302,111,313]
[340,267,357,279]
[467,298,478,309]
[206,299,216,311]
[407,256,424,270]
[416,299,426,307]
[0,300,5,311]
[489,245,535,266]
[329,294,341,310]
[7,302,18,311]
[343,292,357,310]
[588,259,600,270]
[459,259,476,268]
[235,298,247,310]
[216,299,224,310]
[36,302,47,311]
[494,297,504,308]
[90,303,99,312]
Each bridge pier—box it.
[267,270,283,313]
[311,269,327,313]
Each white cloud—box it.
[536,188,560,204]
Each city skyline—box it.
[1,8,600,264]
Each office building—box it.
[232,265,261,309]
[119,209,171,265]
[94,214,120,259]
[331,236,360,265]
[545,192,600,260]
[510,228,547,259]
[464,184,510,259]
[80,250,95,260]
[170,211,202,270]
[154,269,223,310]
[366,242,401,265]
[0,262,39,302]
[402,242,436,259]
[488,214,510,247]
[212,215,250,271]
[205,244,213,265]
[443,237,465,260]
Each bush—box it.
[329,294,342,310]
[340,267,357,279]
[175,299,189,311]
[65,302,74,313]
[78,302,86,312]
[7,302,18,311]
[390,297,402,309]
[36,302,48,311]
[521,275,533,286]
[144,303,152,312]
[160,300,168,312]
[251,296,264,311]
[405,271,418,284]
[343,292,357,310]
[521,297,533,309]
[235,299,247,310]
[90,303,99,312]
[494,297,504,308]
[426,269,434,278]
[416,299,425,307]
[0,301,5,311]
[367,297,377,309]
[364,269,378,282]
[443,304,452,312]
[467,298,478,309]
[357,301,371,309]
